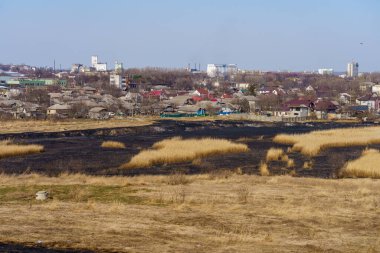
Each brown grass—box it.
[303,161,313,170]
[259,162,270,176]
[266,148,288,162]
[0,117,155,134]
[101,141,126,149]
[274,126,380,156]
[340,149,380,179]
[0,140,44,159]
[121,137,249,169]
[0,173,379,252]
[0,139,12,146]
[286,159,295,168]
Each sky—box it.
[0,0,379,72]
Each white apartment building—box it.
[347,61,359,77]
[110,73,127,89]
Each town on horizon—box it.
[0,53,379,122]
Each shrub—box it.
[266,148,288,162]
[166,172,190,185]
[259,162,270,176]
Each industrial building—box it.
[318,68,334,75]
[206,64,238,78]
[91,55,107,72]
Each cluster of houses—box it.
[1,66,380,120]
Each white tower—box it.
[91,56,98,68]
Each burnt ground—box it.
[0,243,95,253]
[0,120,378,178]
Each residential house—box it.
[88,107,109,119]
[305,85,315,92]
[339,93,352,105]
[191,88,212,100]
[81,86,97,95]
[47,104,71,116]
[284,99,315,117]
[314,99,339,119]
[240,95,260,112]
[356,94,380,112]
[360,82,376,92]
[372,84,380,95]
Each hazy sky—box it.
[0,0,379,71]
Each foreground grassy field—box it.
[0,173,379,252]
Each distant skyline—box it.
[0,0,379,72]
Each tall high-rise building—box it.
[347,61,359,77]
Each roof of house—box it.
[192,95,203,102]
[89,107,107,113]
[196,88,209,95]
[83,86,97,91]
[357,94,379,101]
[314,100,338,111]
[348,105,369,111]
[48,104,71,110]
[221,93,233,99]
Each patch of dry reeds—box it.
[259,162,270,176]
[101,141,126,149]
[287,159,295,168]
[340,149,380,179]
[274,126,380,156]
[121,137,249,169]
[303,161,313,170]
[266,148,288,162]
[0,140,44,159]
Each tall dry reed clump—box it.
[121,137,249,169]
[0,139,44,159]
[259,162,270,176]
[340,149,380,179]
[266,148,288,162]
[273,126,380,156]
[101,141,126,149]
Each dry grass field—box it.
[0,173,379,252]
[0,118,155,134]
[122,137,249,169]
[0,140,44,159]
[101,141,126,149]
[274,126,380,156]
[340,149,380,179]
